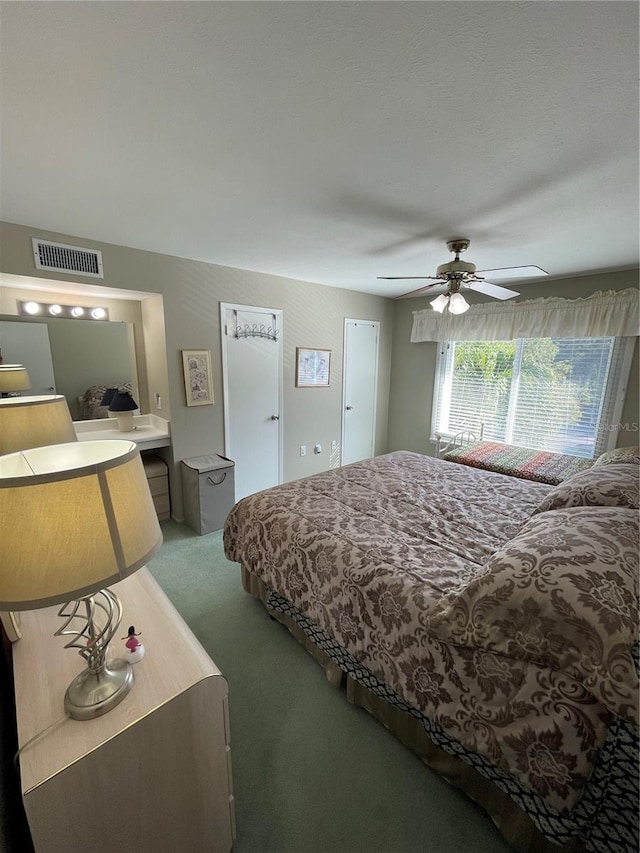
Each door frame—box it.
[220,302,284,490]
[341,318,380,465]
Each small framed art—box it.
[295,348,331,387]
[182,349,214,406]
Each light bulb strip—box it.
[19,301,109,321]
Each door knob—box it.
[270,415,280,420]
[346,406,353,411]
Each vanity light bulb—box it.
[71,307,85,317]
[49,304,63,316]
[91,308,106,320]
[24,301,41,315]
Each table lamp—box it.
[0,364,32,395]
[108,390,139,432]
[0,440,162,720]
[100,386,119,418]
[0,395,77,455]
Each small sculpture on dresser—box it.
[122,625,145,663]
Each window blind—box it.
[432,336,629,458]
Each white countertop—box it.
[73,413,171,450]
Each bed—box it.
[223,450,639,853]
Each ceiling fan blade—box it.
[468,281,520,300]
[394,282,444,300]
[475,265,548,281]
[377,275,444,280]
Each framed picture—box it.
[182,349,214,406]
[295,347,331,387]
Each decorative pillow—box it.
[532,463,639,514]
[594,446,640,467]
[429,506,639,722]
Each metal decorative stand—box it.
[55,589,134,721]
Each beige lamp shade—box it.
[0,395,78,455]
[0,440,162,610]
[0,364,32,393]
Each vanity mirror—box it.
[0,316,140,420]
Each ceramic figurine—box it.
[122,625,145,663]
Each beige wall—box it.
[0,221,394,518]
[2,220,637,519]
[140,294,170,420]
[387,269,640,455]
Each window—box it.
[432,336,632,458]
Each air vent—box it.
[32,238,104,278]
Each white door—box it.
[342,319,379,465]
[221,304,282,501]
[0,320,56,394]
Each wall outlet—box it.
[300,445,306,457]
[154,393,162,410]
[331,440,337,451]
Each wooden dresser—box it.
[12,568,235,853]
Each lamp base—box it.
[64,658,134,721]
[115,411,135,432]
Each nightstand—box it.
[11,568,235,853]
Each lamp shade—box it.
[0,395,77,455]
[0,440,162,610]
[0,364,32,393]
[109,391,138,412]
[100,387,119,407]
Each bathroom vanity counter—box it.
[74,414,171,450]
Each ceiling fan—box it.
[378,238,540,314]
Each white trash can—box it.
[181,454,235,535]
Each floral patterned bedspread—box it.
[223,451,638,812]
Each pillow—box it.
[594,446,640,467]
[532,463,639,514]
[429,506,639,722]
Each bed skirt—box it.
[241,565,590,853]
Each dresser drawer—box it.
[142,453,170,520]
[153,492,171,520]
[147,474,168,497]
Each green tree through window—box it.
[435,336,620,457]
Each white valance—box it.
[411,288,640,343]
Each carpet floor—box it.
[148,520,514,853]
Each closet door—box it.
[220,304,283,501]
[342,319,379,465]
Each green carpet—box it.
[148,520,514,853]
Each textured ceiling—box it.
[0,2,638,298]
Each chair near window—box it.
[435,423,484,457]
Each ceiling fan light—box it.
[430,294,449,313]
[448,292,470,314]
